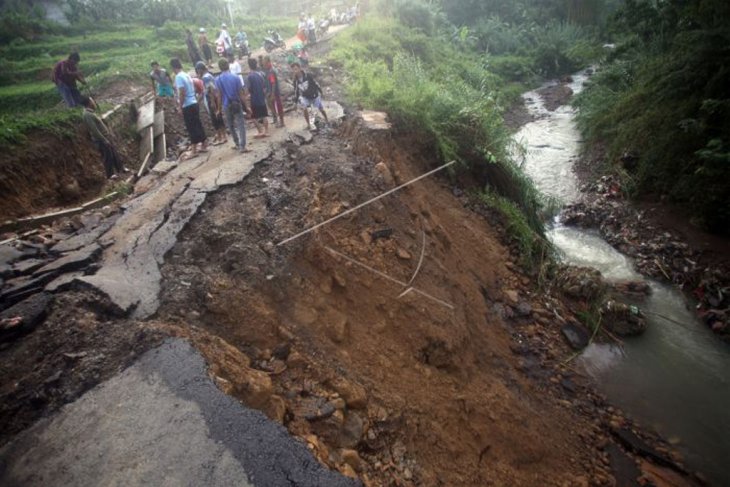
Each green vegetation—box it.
[575,0,730,234]
[476,190,552,271]
[330,3,596,248]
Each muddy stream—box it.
[514,72,730,485]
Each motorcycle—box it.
[263,30,286,53]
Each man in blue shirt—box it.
[171,57,207,159]
[215,58,252,153]
[246,58,270,139]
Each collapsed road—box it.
[0,339,358,487]
[79,103,342,318]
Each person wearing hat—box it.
[198,28,213,67]
[149,61,174,97]
[218,23,233,58]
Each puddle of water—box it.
[514,70,730,485]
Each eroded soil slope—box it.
[154,120,601,486]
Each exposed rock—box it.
[324,308,348,344]
[611,280,652,299]
[272,342,291,361]
[558,266,607,301]
[504,289,520,304]
[340,411,365,448]
[267,394,287,423]
[330,377,368,409]
[561,322,591,350]
[341,448,362,471]
[294,396,336,421]
[396,248,412,260]
[601,300,647,336]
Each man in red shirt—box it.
[52,52,86,107]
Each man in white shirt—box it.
[227,54,244,84]
[218,23,233,58]
[306,14,316,44]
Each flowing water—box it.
[513,73,730,485]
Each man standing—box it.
[246,58,270,138]
[215,58,251,153]
[291,62,328,131]
[80,96,126,179]
[185,29,202,65]
[171,58,207,158]
[52,52,86,107]
[198,28,213,67]
[228,53,243,83]
[218,24,233,58]
[263,56,285,128]
[196,62,227,146]
[306,14,317,44]
[149,61,173,97]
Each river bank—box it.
[514,70,729,486]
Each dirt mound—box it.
[154,119,603,485]
[0,106,141,222]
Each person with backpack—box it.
[80,96,127,179]
[246,58,270,138]
[171,57,208,159]
[52,52,86,107]
[291,61,328,131]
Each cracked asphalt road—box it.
[78,103,342,318]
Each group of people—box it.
[297,14,318,45]
[158,55,327,159]
[51,15,334,181]
[186,24,248,68]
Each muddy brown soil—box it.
[0,290,163,445]
[147,112,697,486]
